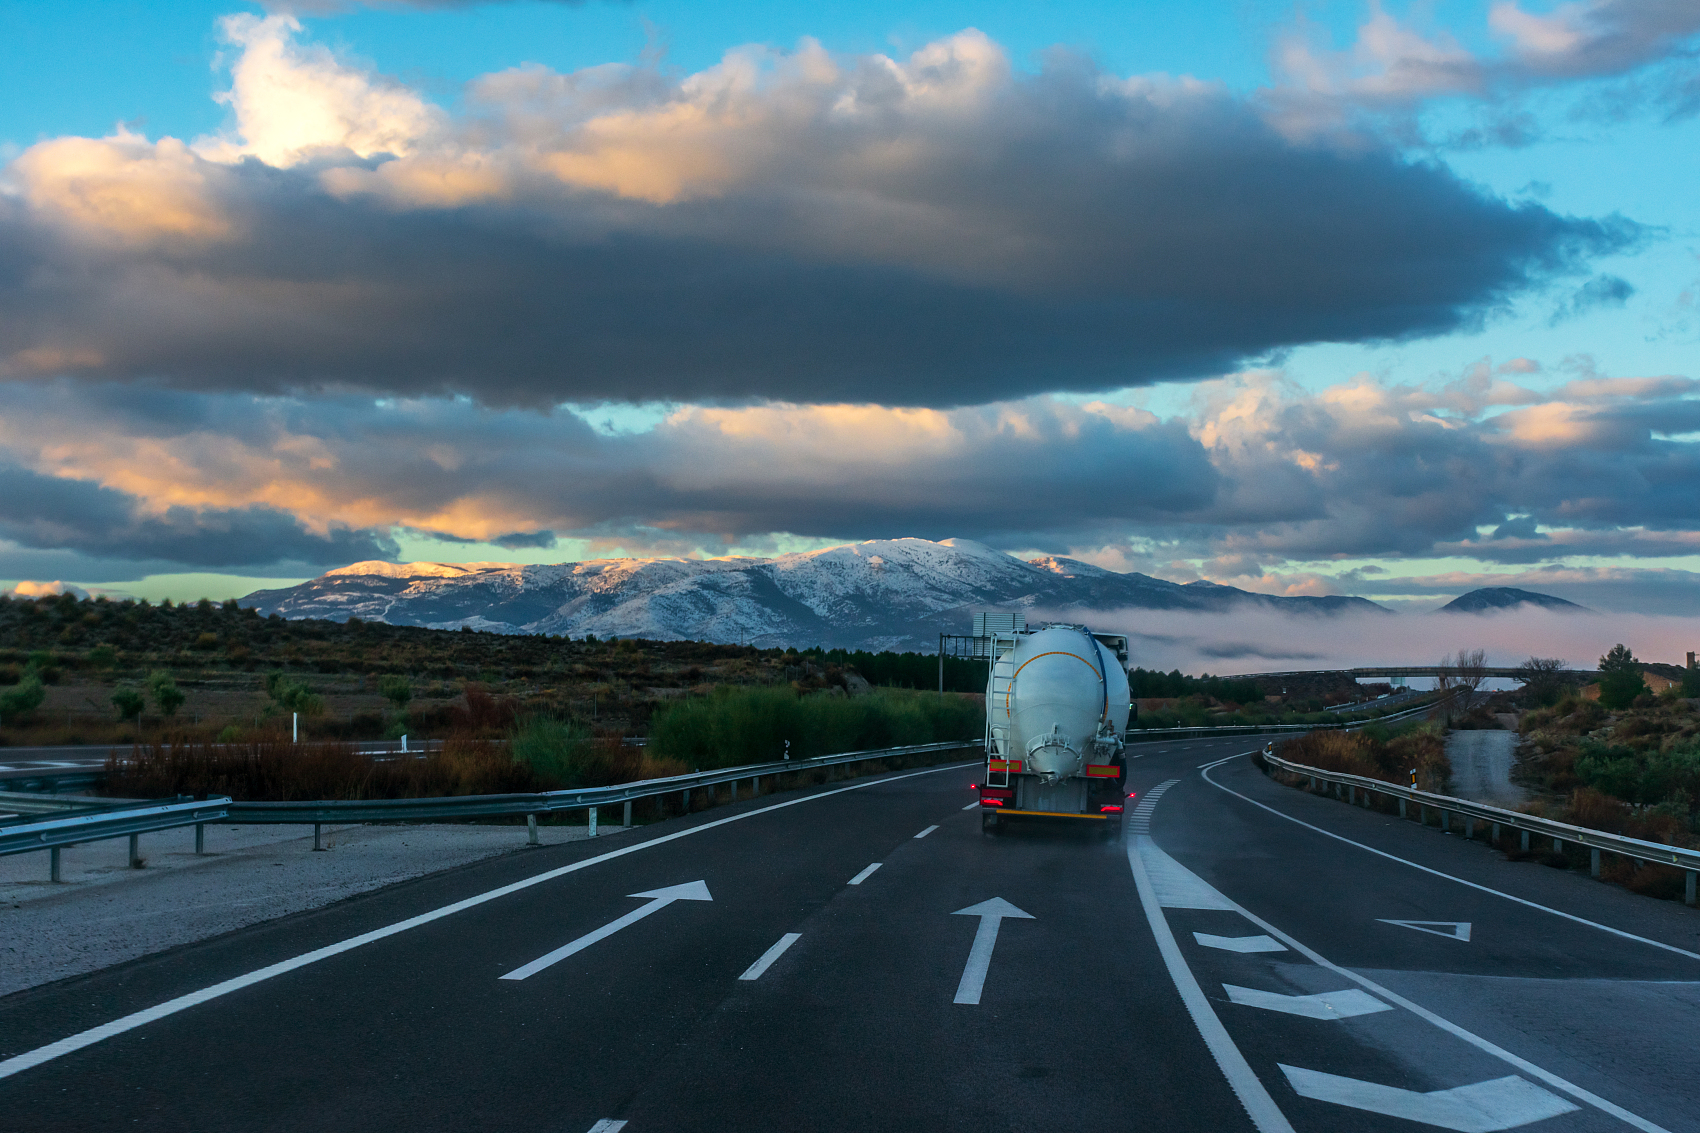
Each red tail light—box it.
[1099,804,1123,813]
[980,797,1004,806]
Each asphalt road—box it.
[2,737,1697,1132]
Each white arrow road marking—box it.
[739,933,801,981]
[501,881,713,981]
[1194,932,1286,953]
[1141,840,1236,910]
[1380,919,1472,941]
[1280,1066,1579,1131]
[951,898,1033,1005]
[1224,984,1392,1020]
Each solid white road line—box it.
[847,862,882,885]
[738,933,802,981]
[1279,1066,1578,1132]
[914,824,939,838]
[1223,984,1392,1020]
[1200,758,1700,962]
[961,800,980,811]
[951,898,1033,1005]
[0,759,976,1083]
[1194,932,1286,953]
[500,881,713,981]
[1127,783,1296,1133]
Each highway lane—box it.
[1,736,1695,1132]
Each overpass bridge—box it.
[1233,665,1591,681]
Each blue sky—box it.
[2,0,1699,613]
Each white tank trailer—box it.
[977,622,1132,832]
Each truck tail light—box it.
[1099,804,1123,813]
[981,797,1004,806]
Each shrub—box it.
[510,716,601,787]
[112,688,145,720]
[649,686,981,770]
[264,671,325,717]
[1278,722,1448,790]
[148,670,186,717]
[88,644,117,670]
[378,674,413,709]
[0,673,46,720]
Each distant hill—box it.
[1440,587,1589,614]
[241,537,1391,652]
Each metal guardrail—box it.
[1261,750,1700,906]
[0,769,105,794]
[1,796,232,881]
[224,741,975,836]
[1129,698,1443,739]
[1,741,973,876]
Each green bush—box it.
[148,670,186,717]
[0,673,46,720]
[112,688,145,720]
[265,671,325,717]
[510,716,599,787]
[649,687,981,770]
[378,674,413,709]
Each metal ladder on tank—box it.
[985,632,1019,787]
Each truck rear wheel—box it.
[981,811,1000,834]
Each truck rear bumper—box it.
[982,806,1110,821]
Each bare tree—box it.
[1513,656,1566,707]
[1454,648,1487,713]
[1434,649,1487,723]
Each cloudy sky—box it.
[2,0,1699,612]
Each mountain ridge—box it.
[1439,586,1589,614]
[241,538,1391,651]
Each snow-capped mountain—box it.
[240,538,1388,651]
[1439,587,1589,614]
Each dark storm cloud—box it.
[0,464,398,570]
[0,35,1640,408]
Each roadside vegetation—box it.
[1272,721,1449,790]
[1267,643,1700,904]
[648,685,981,770]
[1516,644,1700,874]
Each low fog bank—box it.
[1041,607,1700,676]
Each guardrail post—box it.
[1347,785,1355,805]
[588,807,598,838]
[527,813,539,845]
[1398,799,1406,818]
[1590,847,1601,878]
[681,789,690,811]
[50,846,61,882]
[1491,822,1500,844]
[1687,870,1696,907]
[730,779,738,803]
[313,824,325,852]
[1441,811,1450,834]
[1554,837,1564,855]
[195,823,205,854]
[1464,817,1475,841]
[623,800,632,828]
[129,834,141,868]
[1521,830,1530,852]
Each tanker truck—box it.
[976,622,1131,832]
